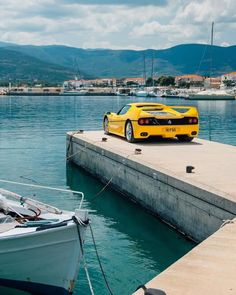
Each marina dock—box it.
[67,130,236,294]
[134,218,236,295]
[67,130,236,242]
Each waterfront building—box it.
[204,77,221,89]
[124,77,145,86]
[221,72,236,88]
[221,71,236,81]
[175,74,204,87]
[63,79,84,90]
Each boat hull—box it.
[0,223,86,295]
[0,278,69,295]
[60,92,88,96]
[188,93,235,100]
[135,91,148,97]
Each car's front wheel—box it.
[103,117,110,135]
[177,135,194,142]
[125,121,136,143]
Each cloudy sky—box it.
[0,0,235,49]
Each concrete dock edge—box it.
[66,131,236,242]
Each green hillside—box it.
[1,42,236,83]
[0,47,75,84]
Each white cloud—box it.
[221,41,230,47]
[0,0,236,49]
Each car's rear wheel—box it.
[103,117,110,135]
[177,135,194,142]
[125,121,136,143]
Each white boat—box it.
[115,90,129,96]
[0,188,89,295]
[161,89,180,98]
[188,22,235,101]
[135,90,148,97]
[0,88,8,95]
[147,90,157,97]
[188,89,235,100]
[60,89,88,96]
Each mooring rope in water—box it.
[73,216,95,295]
[66,143,90,161]
[90,153,132,203]
[20,175,39,184]
[66,130,135,202]
[66,131,81,157]
[89,223,115,295]
[66,132,102,161]
[83,257,95,295]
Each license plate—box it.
[164,127,177,132]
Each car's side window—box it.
[117,105,131,115]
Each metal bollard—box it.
[186,165,195,173]
[135,148,142,155]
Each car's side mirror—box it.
[106,112,111,115]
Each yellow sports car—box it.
[103,102,199,143]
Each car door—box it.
[111,105,131,135]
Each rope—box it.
[66,132,101,161]
[89,223,115,295]
[220,219,234,228]
[90,177,114,202]
[66,130,133,202]
[90,154,132,203]
[83,257,95,295]
[66,144,87,161]
[20,175,39,184]
[72,216,95,295]
[66,131,80,157]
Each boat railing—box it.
[0,179,85,212]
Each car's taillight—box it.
[138,118,155,125]
[188,117,198,124]
[138,118,145,125]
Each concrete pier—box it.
[66,130,236,242]
[67,130,236,295]
[134,219,236,295]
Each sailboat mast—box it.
[210,21,214,85]
[143,51,146,87]
[151,51,154,87]
[211,21,214,46]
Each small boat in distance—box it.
[0,188,89,295]
[115,88,129,96]
[135,89,148,97]
[187,22,235,101]
[188,89,235,100]
[60,89,88,96]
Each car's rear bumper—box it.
[131,121,199,139]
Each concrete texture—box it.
[66,131,236,242]
[134,219,236,295]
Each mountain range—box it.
[0,42,236,84]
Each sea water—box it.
[0,95,235,295]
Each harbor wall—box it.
[66,132,236,242]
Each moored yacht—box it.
[135,89,148,97]
[188,89,235,100]
[60,89,88,96]
[0,188,89,295]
